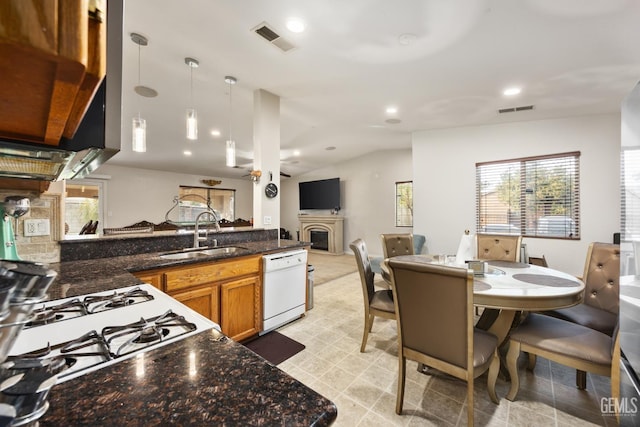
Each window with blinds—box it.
[622,148,640,241]
[395,181,413,227]
[476,152,580,239]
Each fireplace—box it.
[298,215,344,255]
[310,230,329,251]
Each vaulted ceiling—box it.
[107,0,640,179]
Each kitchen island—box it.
[40,330,336,426]
[33,235,337,426]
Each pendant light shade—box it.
[132,115,146,153]
[185,57,199,140]
[186,108,197,140]
[226,140,236,167]
[130,32,156,153]
[225,76,237,167]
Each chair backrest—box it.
[582,242,620,314]
[528,255,548,267]
[386,259,473,369]
[381,234,415,259]
[477,234,522,262]
[349,239,375,304]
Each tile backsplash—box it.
[0,190,61,263]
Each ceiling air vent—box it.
[252,22,296,52]
[498,105,534,114]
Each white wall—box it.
[280,149,413,257]
[89,164,253,228]
[413,114,621,276]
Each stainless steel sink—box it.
[197,246,246,256]
[159,246,248,260]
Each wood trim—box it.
[0,178,50,193]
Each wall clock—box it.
[265,182,278,198]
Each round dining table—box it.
[380,256,585,345]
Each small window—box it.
[65,181,104,235]
[396,181,413,227]
[476,152,580,239]
[178,186,235,221]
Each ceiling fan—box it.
[240,168,291,179]
[235,155,292,178]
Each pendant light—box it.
[130,33,157,153]
[185,57,199,140]
[132,113,146,153]
[225,76,237,167]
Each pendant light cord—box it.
[137,42,141,86]
[190,65,194,107]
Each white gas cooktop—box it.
[7,284,219,383]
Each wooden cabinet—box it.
[132,255,262,341]
[0,0,106,145]
[133,271,162,290]
[221,275,262,341]
[172,285,220,324]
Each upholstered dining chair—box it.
[370,234,425,275]
[476,233,522,262]
[543,242,620,337]
[385,258,500,425]
[381,233,415,259]
[540,242,619,389]
[506,313,620,405]
[528,255,548,267]
[349,239,396,353]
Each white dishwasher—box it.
[262,249,308,334]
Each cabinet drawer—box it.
[164,255,261,292]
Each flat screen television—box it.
[299,178,340,210]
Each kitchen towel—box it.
[455,231,476,265]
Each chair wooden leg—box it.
[487,349,500,404]
[396,354,406,415]
[576,370,587,390]
[612,334,621,423]
[467,378,474,427]
[360,313,373,352]
[506,341,522,401]
[527,352,537,370]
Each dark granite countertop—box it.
[47,239,310,300]
[36,238,336,426]
[41,330,337,426]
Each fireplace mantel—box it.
[298,215,344,255]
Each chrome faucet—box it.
[193,209,221,248]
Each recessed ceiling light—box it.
[503,87,522,96]
[183,150,192,156]
[286,18,305,33]
[211,129,221,137]
[386,106,398,114]
[325,146,336,151]
[293,150,301,156]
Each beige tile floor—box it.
[277,254,617,426]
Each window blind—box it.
[622,148,640,241]
[476,152,580,239]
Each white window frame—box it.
[395,181,413,227]
[476,152,580,240]
[65,178,108,233]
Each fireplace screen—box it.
[310,230,329,251]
